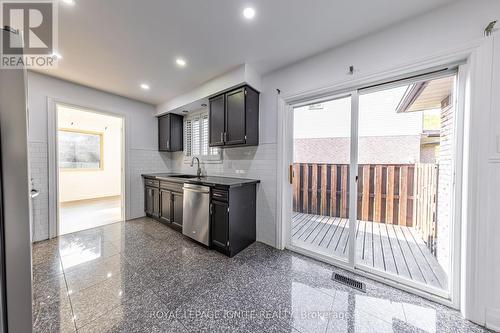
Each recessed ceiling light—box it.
[201,103,207,107]
[243,7,256,19]
[175,58,187,67]
[52,52,62,60]
[61,0,75,6]
[140,83,150,90]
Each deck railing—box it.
[292,163,438,252]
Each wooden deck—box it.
[292,212,448,290]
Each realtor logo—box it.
[1,0,58,68]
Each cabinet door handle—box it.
[210,203,213,215]
[224,132,227,142]
[166,140,170,150]
[220,132,224,143]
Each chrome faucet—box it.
[190,156,202,177]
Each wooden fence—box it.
[292,163,438,248]
[413,164,438,254]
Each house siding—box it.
[294,135,421,164]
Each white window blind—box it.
[192,118,200,156]
[184,112,221,161]
[184,119,192,156]
[201,115,208,156]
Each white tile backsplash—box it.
[127,148,171,219]
[29,142,49,241]
[171,143,277,246]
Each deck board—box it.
[318,217,339,247]
[291,212,448,290]
[372,222,385,273]
[379,223,398,275]
[386,223,412,281]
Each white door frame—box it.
[47,98,127,237]
[276,39,490,317]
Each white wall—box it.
[57,106,122,202]
[28,71,170,241]
[157,64,262,115]
[258,0,500,327]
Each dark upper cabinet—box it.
[225,88,246,145]
[209,94,225,146]
[208,85,259,148]
[158,113,183,152]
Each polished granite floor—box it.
[32,217,490,333]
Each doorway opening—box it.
[56,104,124,235]
[287,68,461,300]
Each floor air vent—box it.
[332,273,366,292]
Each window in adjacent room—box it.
[58,129,103,169]
[184,112,221,161]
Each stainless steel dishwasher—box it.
[182,183,210,245]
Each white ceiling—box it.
[36,0,456,105]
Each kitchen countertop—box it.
[142,173,260,187]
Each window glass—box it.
[59,130,102,169]
[184,112,220,160]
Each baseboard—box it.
[486,308,500,332]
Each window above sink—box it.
[184,110,222,164]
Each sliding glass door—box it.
[288,69,459,297]
[355,73,457,293]
[291,95,352,262]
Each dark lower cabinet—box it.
[211,200,229,250]
[144,176,258,257]
[171,192,183,229]
[145,178,183,231]
[159,189,172,223]
[210,185,256,257]
[145,186,160,218]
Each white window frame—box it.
[277,57,475,311]
[183,110,222,163]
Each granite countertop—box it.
[142,173,260,187]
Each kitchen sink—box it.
[170,175,201,179]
